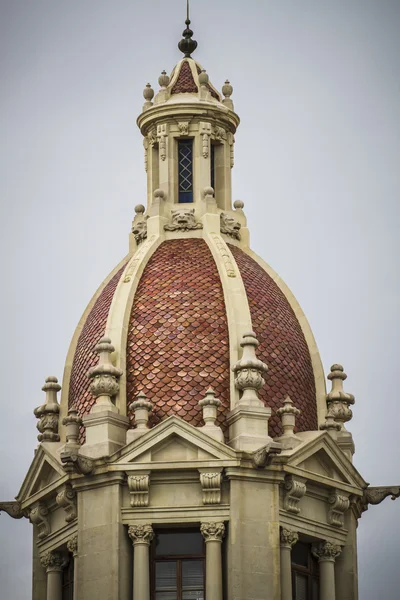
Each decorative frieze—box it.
[56,484,77,523]
[67,535,78,558]
[220,212,241,240]
[128,524,154,545]
[200,122,212,158]
[283,475,307,515]
[327,490,350,527]
[211,234,236,278]
[164,208,203,231]
[312,541,342,562]
[280,527,299,549]
[157,123,168,160]
[127,472,150,507]
[34,376,61,442]
[200,521,225,542]
[199,470,222,505]
[30,503,50,540]
[40,551,67,572]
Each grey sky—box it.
[1,1,399,598]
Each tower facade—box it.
[1,18,399,600]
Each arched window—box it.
[178,139,193,203]
[291,542,319,600]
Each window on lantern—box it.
[178,139,193,203]
[151,530,205,600]
[291,542,319,600]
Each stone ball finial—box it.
[158,70,170,88]
[203,186,214,198]
[135,204,145,215]
[143,83,154,102]
[154,188,165,200]
[234,200,244,210]
[198,69,209,86]
[222,80,233,98]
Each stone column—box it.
[312,541,342,600]
[200,521,225,600]
[280,528,298,600]
[40,551,67,600]
[67,535,78,600]
[128,524,154,600]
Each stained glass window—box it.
[178,139,193,203]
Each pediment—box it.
[17,444,66,503]
[283,433,366,491]
[113,416,238,466]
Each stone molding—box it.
[40,551,68,572]
[312,541,342,563]
[199,470,222,505]
[200,521,225,542]
[280,527,299,549]
[327,490,350,527]
[128,524,154,546]
[283,475,307,515]
[67,535,78,557]
[56,484,77,523]
[127,472,150,507]
[30,502,50,540]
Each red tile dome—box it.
[67,239,318,439]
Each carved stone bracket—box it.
[40,551,68,572]
[147,127,156,148]
[30,503,50,540]
[327,490,350,527]
[280,527,299,549]
[283,475,307,515]
[127,472,150,507]
[157,123,168,160]
[312,541,342,563]
[60,449,94,475]
[0,501,26,519]
[199,470,222,505]
[220,212,241,240]
[128,524,154,546]
[164,208,203,231]
[67,535,78,558]
[252,441,282,468]
[200,521,225,542]
[56,484,77,523]
[200,122,212,158]
[362,486,400,512]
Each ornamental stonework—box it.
[200,521,225,542]
[128,524,154,545]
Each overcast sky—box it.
[1,1,399,598]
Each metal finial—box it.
[178,0,197,58]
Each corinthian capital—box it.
[128,524,154,546]
[40,551,68,572]
[312,541,341,562]
[280,528,299,549]
[200,521,225,542]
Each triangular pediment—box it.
[281,433,366,492]
[112,416,238,466]
[17,444,66,503]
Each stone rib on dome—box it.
[229,245,317,436]
[126,239,230,431]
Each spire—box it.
[178,0,197,58]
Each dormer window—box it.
[178,139,193,203]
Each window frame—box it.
[177,138,194,204]
[291,542,319,600]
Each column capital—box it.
[67,535,78,558]
[40,551,68,572]
[128,523,154,546]
[200,521,225,542]
[280,527,299,549]
[312,541,342,563]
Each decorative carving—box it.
[277,396,300,437]
[228,132,235,167]
[283,475,307,515]
[158,70,170,88]
[87,337,122,403]
[128,524,154,545]
[312,541,342,562]
[142,83,154,111]
[40,551,67,572]
[62,406,82,446]
[132,217,148,245]
[327,490,350,527]
[211,234,236,278]
[30,503,50,539]
[67,535,78,557]
[147,127,157,148]
[127,473,150,507]
[213,126,226,142]
[164,208,203,231]
[177,121,189,136]
[200,521,225,542]
[129,391,153,432]
[280,527,299,549]
[362,486,400,510]
[60,449,94,475]
[34,376,61,442]
[123,235,156,283]
[232,332,268,405]
[220,212,241,240]
[143,137,149,172]
[326,364,355,429]
[199,471,222,505]
[252,441,282,468]
[200,122,212,158]
[157,123,168,160]
[0,501,26,519]
[56,484,77,523]
[222,80,234,110]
